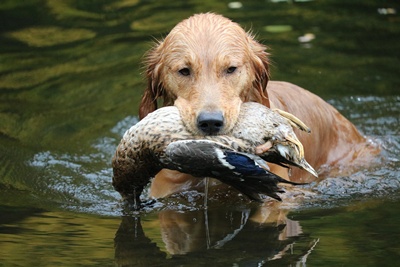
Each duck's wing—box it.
[165,140,302,202]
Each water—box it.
[1,1,399,266]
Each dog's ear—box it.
[139,42,165,119]
[247,35,271,108]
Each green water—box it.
[1,0,399,266]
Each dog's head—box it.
[139,13,270,135]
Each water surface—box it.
[1,1,399,266]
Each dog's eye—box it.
[226,66,237,74]
[178,68,191,76]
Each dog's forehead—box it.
[162,15,250,63]
[168,14,248,45]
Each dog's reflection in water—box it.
[114,202,318,266]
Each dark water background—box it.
[1,0,399,266]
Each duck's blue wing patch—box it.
[224,151,267,176]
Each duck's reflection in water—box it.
[114,202,318,266]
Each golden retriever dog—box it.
[138,13,379,199]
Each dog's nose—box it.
[197,111,224,135]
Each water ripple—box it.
[27,96,400,215]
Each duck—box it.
[112,102,317,209]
